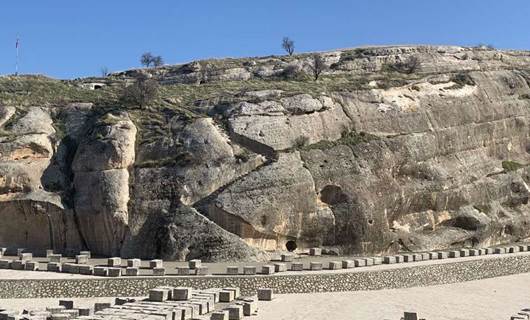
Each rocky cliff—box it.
[1,45,529,260]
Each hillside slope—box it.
[1,45,529,260]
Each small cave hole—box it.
[285,240,297,252]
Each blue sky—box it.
[0,0,528,79]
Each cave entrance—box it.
[285,240,297,252]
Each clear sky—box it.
[0,0,528,79]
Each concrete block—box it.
[25,261,39,271]
[494,247,506,254]
[226,266,239,275]
[291,262,304,271]
[413,253,423,261]
[46,306,66,314]
[518,245,528,252]
[45,250,54,258]
[364,258,374,266]
[189,259,202,269]
[257,288,273,301]
[437,252,449,259]
[329,261,342,270]
[262,265,275,275]
[149,288,169,302]
[194,266,208,275]
[0,259,12,269]
[469,249,480,256]
[107,267,121,277]
[403,312,418,320]
[485,248,494,255]
[177,266,190,275]
[449,251,460,258]
[281,254,294,262]
[11,260,25,270]
[394,255,404,263]
[50,313,69,320]
[219,290,235,302]
[310,261,323,271]
[309,248,322,256]
[342,260,354,269]
[125,267,139,276]
[223,287,240,299]
[107,257,121,267]
[421,253,430,260]
[149,259,163,269]
[94,267,108,276]
[243,299,258,316]
[16,248,25,257]
[79,251,91,258]
[19,253,32,262]
[78,308,91,316]
[153,267,166,276]
[403,254,414,262]
[226,305,243,320]
[94,303,111,313]
[173,287,192,300]
[59,300,74,309]
[383,256,396,264]
[48,254,62,263]
[127,259,141,268]
[211,310,229,320]
[428,252,439,260]
[243,266,256,275]
[508,246,520,253]
[47,262,61,272]
[459,249,470,257]
[372,257,383,265]
[274,263,287,272]
[354,259,366,267]
[76,255,89,264]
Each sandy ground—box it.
[1,273,529,319]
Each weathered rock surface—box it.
[2,45,530,259]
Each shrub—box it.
[384,56,420,74]
[502,160,524,172]
[281,65,304,80]
[450,72,475,88]
[119,75,159,108]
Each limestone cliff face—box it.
[1,45,530,259]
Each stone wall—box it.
[1,255,529,298]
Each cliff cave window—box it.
[320,185,349,205]
[285,240,297,252]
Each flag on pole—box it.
[16,38,19,48]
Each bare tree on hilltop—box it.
[140,52,164,68]
[309,54,326,81]
[282,37,295,56]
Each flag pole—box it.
[15,36,19,76]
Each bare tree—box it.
[152,56,164,67]
[119,75,159,108]
[282,37,295,56]
[140,52,154,67]
[309,54,326,81]
[100,66,110,77]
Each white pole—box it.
[15,36,19,76]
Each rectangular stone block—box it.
[508,246,520,253]
[342,260,354,269]
[211,310,229,320]
[94,266,108,276]
[226,266,239,275]
[59,300,74,310]
[281,254,294,262]
[127,259,141,268]
[403,312,418,320]
[76,255,89,264]
[177,267,189,275]
[274,263,287,272]
[519,245,528,252]
[227,305,243,320]
[383,256,396,264]
[459,249,469,257]
[107,267,121,277]
[243,266,256,275]
[19,253,32,262]
[403,254,414,262]
[494,247,506,254]
[364,258,374,266]
[107,257,121,267]
[261,265,275,275]
[437,252,449,259]
[79,251,91,258]
[153,267,166,276]
[428,252,439,260]
[78,308,92,316]
[257,288,273,301]
[94,303,111,313]
[67,263,80,274]
[372,257,383,265]
[0,259,12,269]
[479,248,487,255]
[49,254,62,263]
[394,255,404,263]
[46,306,66,314]
[421,253,430,260]
[149,259,163,269]
[291,262,304,271]
[309,248,322,256]
[149,288,169,302]
[173,287,192,300]
[25,261,39,271]
[485,248,494,255]
[329,261,342,270]
[47,262,61,272]
[189,259,202,269]
[243,299,258,316]
[11,260,25,270]
[449,251,460,258]
[17,248,25,257]
[219,290,235,302]
[194,266,208,275]
[223,287,240,299]
[469,249,480,256]
[45,250,54,258]
[354,259,366,267]
[125,267,139,276]
[413,254,422,261]
[310,261,323,271]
